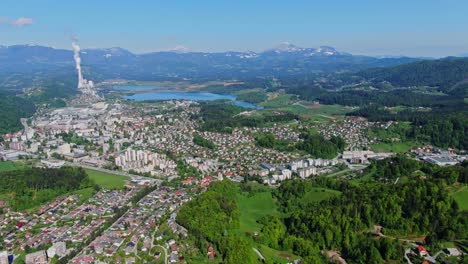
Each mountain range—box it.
[0,43,420,83]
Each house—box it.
[207,245,215,259]
[125,257,136,264]
[170,252,178,263]
[0,251,9,264]
[171,244,179,254]
[47,242,67,258]
[417,245,428,257]
[25,251,47,264]
[166,238,175,246]
[71,255,94,264]
[154,252,161,259]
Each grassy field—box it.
[450,185,468,211]
[259,93,296,108]
[370,141,418,153]
[236,183,300,264]
[301,187,342,204]
[278,104,351,120]
[0,162,128,189]
[257,244,300,264]
[237,190,279,233]
[0,161,27,172]
[84,169,129,189]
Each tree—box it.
[259,215,286,249]
[221,234,255,264]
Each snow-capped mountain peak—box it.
[272,42,305,53]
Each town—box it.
[0,96,466,264]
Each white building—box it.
[0,251,9,264]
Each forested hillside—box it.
[176,159,467,263]
[176,181,256,264]
[268,161,468,263]
[349,105,468,149]
[357,57,468,96]
[0,94,36,134]
[0,167,92,210]
[195,101,297,133]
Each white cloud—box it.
[11,17,33,28]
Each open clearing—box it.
[450,185,468,211]
[236,184,300,264]
[301,187,342,204]
[370,141,418,153]
[0,161,27,172]
[84,168,129,189]
[257,244,299,264]
[237,190,278,233]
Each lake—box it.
[114,86,260,109]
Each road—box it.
[325,168,353,178]
[253,248,265,261]
[156,245,168,264]
[404,249,413,264]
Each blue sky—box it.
[0,0,467,57]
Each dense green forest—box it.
[192,134,217,149]
[254,131,345,158]
[0,94,36,135]
[356,57,468,96]
[296,133,345,159]
[317,89,463,107]
[195,101,297,133]
[176,181,256,264]
[269,170,467,263]
[0,166,92,210]
[254,133,292,152]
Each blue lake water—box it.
[115,86,260,109]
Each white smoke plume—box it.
[71,41,94,90]
[71,42,84,88]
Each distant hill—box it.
[356,57,468,96]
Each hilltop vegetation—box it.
[192,134,217,150]
[177,181,256,264]
[195,101,297,133]
[0,166,93,211]
[296,133,346,159]
[269,171,467,263]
